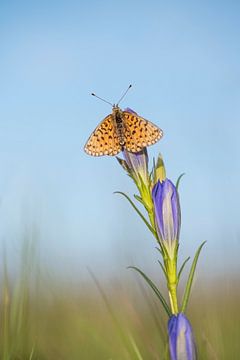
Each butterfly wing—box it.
[84,114,121,156]
[122,111,163,152]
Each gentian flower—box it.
[119,147,153,215]
[152,179,180,258]
[124,107,137,114]
[122,147,149,186]
[168,313,197,360]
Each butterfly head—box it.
[112,104,122,115]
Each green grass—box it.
[0,243,239,359]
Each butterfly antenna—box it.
[91,93,113,106]
[116,84,132,106]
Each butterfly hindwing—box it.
[122,111,163,152]
[84,114,121,156]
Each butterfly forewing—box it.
[84,114,121,156]
[122,111,163,153]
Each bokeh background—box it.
[0,1,240,359]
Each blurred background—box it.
[0,0,240,359]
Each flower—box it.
[124,107,137,115]
[152,179,180,257]
[122,148,149,186]
[168,313,197,360]
[119,147,153,215]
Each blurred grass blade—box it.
[128,333,144,360]
[29,346,35,360]
[128,266,171,317]
[3,251,10,360]
[114,191,156,237]
[88,268,144,359]
[175,173,185,190]
[177,256,190,283]
[181,241,206,313]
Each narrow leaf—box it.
[150,157,155,182]
[128,266,171,317]
[114,191,156,237]
[156,244,169,260]
[176,173,185,190]
[181,241,206,313]
[134,194,144,205]
[155,246,164,257]
[177,256,190,283]
[158,260,167,280]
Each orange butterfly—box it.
[84,86,163,156]
[84,106,163,156]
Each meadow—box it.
[0,239,239,360]
[1,0,239,358]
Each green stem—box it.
[148,209,155,231]
[137,179,156,231]
[165,256,178,314]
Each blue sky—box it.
[0,0,239,279]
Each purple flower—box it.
[152,179,180,256]
[124,107,138,115]
[168,313,197,360]
[122,148,149,184]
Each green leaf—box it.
[158,260,167,280]
[114,191,156,237]
[155,246,164,257]
[128,266,172,317]
[134,194,144,205]
[150,157,155,182]
[181,241,206,313]
[177,256,190,283]
[176,173,185,190]
[155,243,169,260]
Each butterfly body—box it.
[112,105,125,147]
[84,106,163,157]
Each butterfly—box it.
[84,105,163,156]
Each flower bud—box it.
[168,313,197,360]
[122,148,149,186]
[153,154,166,184]
[152,179,180,257]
